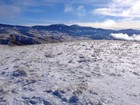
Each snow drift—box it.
[0,40,140,105]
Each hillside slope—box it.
[1,23,140,45]
[0,40,140,105]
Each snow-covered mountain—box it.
[0,40,140,105]
[1,23,140,45]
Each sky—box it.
[0,0,140,30]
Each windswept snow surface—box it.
[0,40,140,105]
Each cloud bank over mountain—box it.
[110,33,140,41]
[76,20,140,30]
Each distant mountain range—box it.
[0,23,140,45]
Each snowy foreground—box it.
[0,40,140,105]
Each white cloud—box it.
[64,4,74,13]
[98,19,116,27]
[76,5,86,16]
[110,33,140,41]
[75,19,140,30]
[0,0,60,19]
[0,5,22,19]
[92,0,140,19]
[64,4,86,17]
[0,0,33,19]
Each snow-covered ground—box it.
[0,40,140,105]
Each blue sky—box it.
[0,0,140,29]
